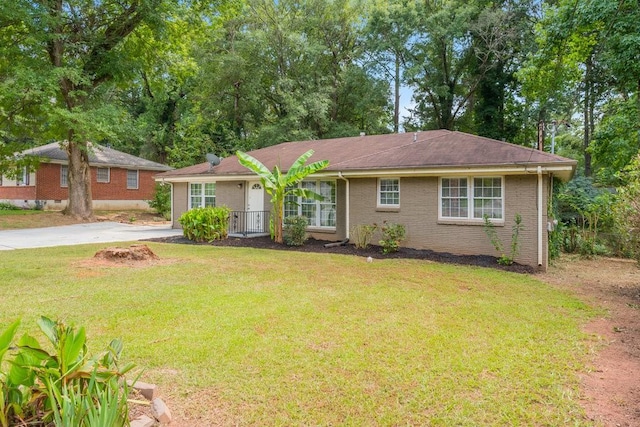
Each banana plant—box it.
[237,149,329,243]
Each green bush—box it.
[283,216,308,246]
[0,317,135,427]
[379,221,406,254]
[351,224,378,249]
[148,183,171,220]
[0,202,19,211]
[179,206,231,242]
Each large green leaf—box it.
[61,326,86,375]
[37,316,58,347]
[236,151,276,192]
[0,320,19,365]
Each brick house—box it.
[0,142,172,210]
[155,130,577,270]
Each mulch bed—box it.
[146,235,535,274]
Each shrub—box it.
[283,216,308,246]
[148,183,171,220]
[379,221,406,254]
[0,317,135,427]
[0,202,19,211]
[351,224,378,249]
[179,206,231,242]
[483,214,523,266]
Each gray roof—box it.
[22,142,172,172]
[157,130,577,181]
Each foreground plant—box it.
[0,317,134,427]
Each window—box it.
[378,178,400,207]
[127,170,139,189]
[440,177,503,221]
[60,165,68,187]
[16,167,29,186]
[285,180,336,228]
[189,183,216,208]
[96,167,110,183]
[473,177,502,219]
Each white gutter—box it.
[338,172,349,239]
[537,166,543,267]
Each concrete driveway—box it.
[0,222,183,250]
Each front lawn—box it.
[0,243,596,425]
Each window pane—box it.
[379,178,399,206]
[97,168,109,183]
[472,177,502,219]
[440,178,468,218]
[204,183,216,207]
[60,166,68,187]
[127,170,138,189]
[190,183,202,208]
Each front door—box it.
[246,181,265,233]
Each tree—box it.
[405,0,519,132]
[1,1,165,219]
[364,0,416,133]
[236,149,329,244]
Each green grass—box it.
[0,243,597,425]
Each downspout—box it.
[338,172,349,239]
[537,166,543,266]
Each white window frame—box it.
[96,167,110,183]
[377,178,400,208]
[60,165,68,187]
[285,180,336,229]
[189,183,216,209]
[16,167,30,186]
[126,169,139,189]
[439,176,504,222]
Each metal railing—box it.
[229,210,270,236]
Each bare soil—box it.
[141,236,640,426]
[541,256,640,427]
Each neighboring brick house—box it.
[0,142,172,210]
[155,130,577,270]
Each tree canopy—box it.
[0,0,638,206]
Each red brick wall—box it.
[35,163,67,200]
[34,163,157,201]
[0,186,36,200]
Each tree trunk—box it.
[393,53,400,133]
[64,139,94,220]
[583,55,593,177]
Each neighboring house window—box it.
[16,167,29,186]
[378,178,400,207]
[189,183,216,208]
[60,165,68,187]
[440,177,503,220]
[127,170,139,189]
[285,180,336,228]
[96,167,110,183]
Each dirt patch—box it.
[541,256,640,426]
[94,244,159,262]
[94,210,168,226]
[76,244,176,268]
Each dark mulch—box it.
[145,235,536,274]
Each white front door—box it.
[246,181,265,232]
